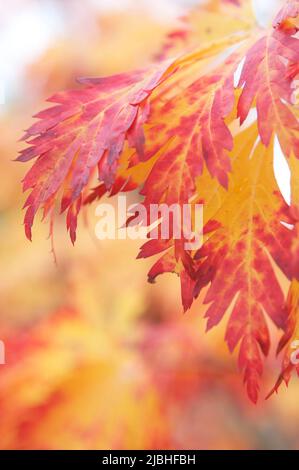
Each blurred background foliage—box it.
[0,0,299,450]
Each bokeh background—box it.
[0,0,299,450]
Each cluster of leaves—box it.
[18,0,299,402]
[0,308,273,450]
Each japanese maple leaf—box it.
[237,21,299,159]
[19,31,244,242]
[267,279,299,397]
[192,125,298,402]
[18,61,177,242]
[157,0,254,60]
[140,51,244,198]
[268,155,299,396]
[128,48,247,312]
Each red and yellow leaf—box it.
[237,23,299,158]
[18,61,177,242]
[193,126,297,402]
[268,279,299,396]
[273,0,299,30]
[157,0,254,59]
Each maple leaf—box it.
[133,49,245,312]
[237,20,299,159]
[157,0,254,60]
[193,126,298,402]
[141,51,243,195]
[18,61,179,242]
[19,31,245,243]
[137,238,196,312]
[268,155,299,396]
[267,279,299,397]
[131,45,248,312]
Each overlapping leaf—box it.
[268,279,299,397]
[237,22,299,159]
[268,155,299,395]
[19,32,245,242]
[157,0,254,59]
[193,126,299,402]
[135,49,245,311]
[18,61,178,242]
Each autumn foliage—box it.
[18,0,299,403]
